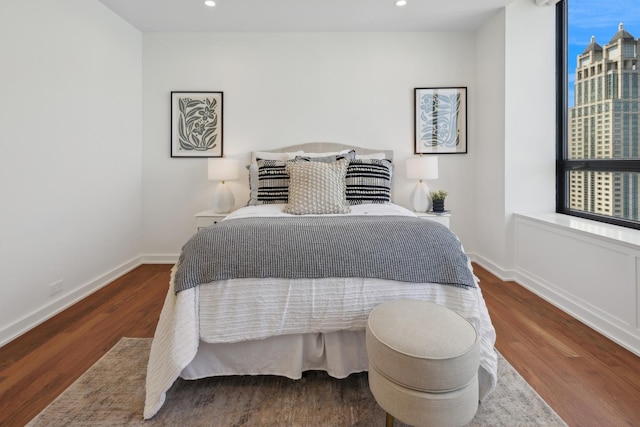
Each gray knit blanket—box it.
[174,215,475,293]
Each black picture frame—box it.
[414,87,467,154]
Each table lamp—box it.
[406,156,439,212]
[208,158,239,213]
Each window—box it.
[557,0,640,229]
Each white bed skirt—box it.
[181,330,368,380]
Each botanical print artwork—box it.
[415,88,467,154]
[178,97,218,150]
[171,92,223,157]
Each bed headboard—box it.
[261,142,393,161]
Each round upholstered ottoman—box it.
[366,299,480,427]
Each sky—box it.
[567,0,640,106]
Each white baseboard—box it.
[0,256,142,347]
[468,252,516,282]
[469,250,639,356]
[141,254,179,264]
[515,267,640,357]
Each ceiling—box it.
[97,0,516,33]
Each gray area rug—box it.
[28,338,566,426]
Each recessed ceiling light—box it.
[204,0,216,7]
[395,0,407,6]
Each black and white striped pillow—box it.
[345,159,393,205]
[255,159,290,204]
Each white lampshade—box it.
[207,158,239,213]
[406,156,439,212]
[208,158,240,182]
[406,156,439,181]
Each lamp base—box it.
[409,181,432,212]
[212,182,235,213]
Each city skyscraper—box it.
[569,23,640,221]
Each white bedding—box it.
[144,204,498,419]
[224,202,417,219]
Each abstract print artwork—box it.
[171,91,223,157]
[414,87,467,154]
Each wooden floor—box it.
[1,263,639,426]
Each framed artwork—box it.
[414,87,467,154]
[171,91,223,157]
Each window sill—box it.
[514,213,640,250]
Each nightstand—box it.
[195,210,228,231]
[414,211,451,229]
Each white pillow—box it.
[251,150,303,164]
[301,149,353,157]
[356,152,387,160]
[284,159,351,215]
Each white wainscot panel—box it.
[514,215,640,356]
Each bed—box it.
[144,143,498,419]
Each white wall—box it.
[0,0,142,345]
[141,32,478,258]
[473,0,557,278]
[474,9,507,274]
[503,0,557,264]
